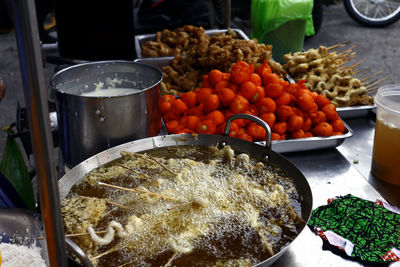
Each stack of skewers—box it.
[283,42,386,107]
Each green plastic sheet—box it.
[308,194,400,263]
[0,127,36,210]
[251,0,315,42]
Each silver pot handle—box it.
[224,114,272,148]
[65,237,94,267]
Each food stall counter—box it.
[273,112,400,266]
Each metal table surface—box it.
[272,110,400,266]
[338,114,400,208]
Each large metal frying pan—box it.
[59,114,313,267]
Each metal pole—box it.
[11,0,68,266]
[225,0,231,28]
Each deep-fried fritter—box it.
[142,26,286,95]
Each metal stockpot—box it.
[50,61,162,167]
[59,114,313,267]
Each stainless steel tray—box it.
[135,28,249,58]
[258,122,353,154]
[133,60,355,151]
[134,58,298,88]
[134,57,172,69]
[160,120,353,154]
[336,104,376,119]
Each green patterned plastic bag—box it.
[308,194,400,263]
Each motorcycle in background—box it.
[343,0,400,27]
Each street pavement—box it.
[304,3,400,86]
[0,3,399,160]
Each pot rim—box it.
[49,60,163,98]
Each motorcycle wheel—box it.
[344,0,400,27]
[312,0,324,34]
[306,0,323,38]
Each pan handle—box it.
[65,237,94,267]
[224,114,272,148]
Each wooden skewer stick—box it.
[167,201,191,211]
[360,70,383,82]
[353,67,371,77]
[164,252,179,267]
[344,52,356,62]
[90,248,115,261]
[366,77,388,89]
[288,206,305,224]
[338,50,357,57]
[366,88,378,93]
[326,41,350,51]
[337,52,356,62]
[337,61,347,67]
[123,151,176,175]
[256,228,274,256]
[117,262,134,267]
[335,51,352,60]
[336,52,355,64]
[104,207,118,218]
[115,163,149,179]
[364,78,379,86]
[99,181,180,202]
[99,181,138,193]
[106,200,129,209]
[147,154,176,175]
[335,53,355,66]
[337,45,355,57]
[37,230,108,240]
[336,55,355,66]
[121,151,154,163]
[343,58,367,70]
[136,188,180,202]
[365,76,388,87]
[66,230,107,238]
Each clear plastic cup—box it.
[371,84,400,185]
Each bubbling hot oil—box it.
[67,146,304,266]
